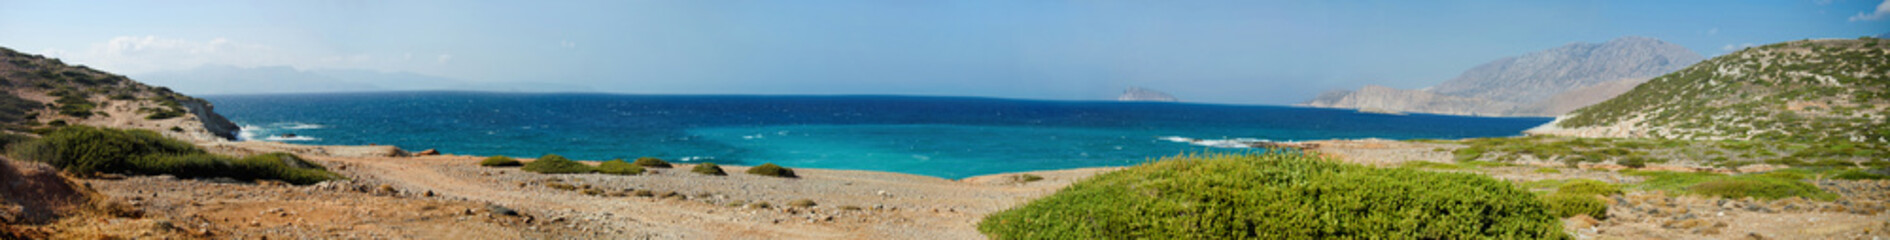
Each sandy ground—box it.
[62,141,1119,239]
[22,139,1889,239]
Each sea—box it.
[204,91,1551,179]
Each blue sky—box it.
[2,0,1887,104]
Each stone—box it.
[415,149,441,156]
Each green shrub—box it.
[1618,157,1649,169]
[691,163,727,176]
[1555,179,1623,197]
[1688,178,1832,200]
[1629,170,1836,200]
[144,110,184,120]
[0,132,33,151]
[479,156,522,167]
[746,163,797,178]
[1832,169,1889,180]
[977,153,1566,239]
[633,189,654,197]
[1540,193,1608,219]
[1399,161,1467,170]
[597,159,646,175]
[633,157,672,168]
[522,154,593,174]
[1534,167,1562,174]
[788,199,817,208]
[1013,174,1044,182]
[7,125,339,184]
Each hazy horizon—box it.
[4,0,1888,104]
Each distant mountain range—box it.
[1529,38,1890,143]
[1117,87,1178,102]
[134,65,592,95]
[1301,36,1704,117]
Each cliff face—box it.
[1118,87,1179,102]
[1530,38,1890,143]
[1300,36,1703,117]
[0,47,240,142]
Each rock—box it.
[415,149,441,156]
[488,205,519,216]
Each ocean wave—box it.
[262,135,320,141]
[236,122,326,142]
[1158,136,1295,149]
[236,125,264,141]
[677,156,715,162]
[280,122,326,130]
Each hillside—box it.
[0,47,238,141]
[1302,36,1703,116]
[1530,38,1890,143]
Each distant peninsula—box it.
[1117,87,1178,102]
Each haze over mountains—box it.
[1302,37,1705,117]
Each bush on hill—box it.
[1541,193,1608,219]
[7,125,340,184]
[480,156,522,167]
[977,152,1566,239]
[633,157,672,168]
[745,163,796,178]
[522,154,593,174]
[597,159,646,175]
[691,163,727,176]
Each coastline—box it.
[48,138,1888,239]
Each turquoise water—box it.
[205,92,1551,179]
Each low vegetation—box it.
[596,159,646,175]
[788,199,817,208]
[479,156,522,167]
[978,152,1566,239]
[1626,170,1836,201]
[522,154,594,174]
[7,125,340,184]
[746,163,797,178]
[632,157,672,168]
[1559,39,1890,144]
[1010,174,1044,183]
[691,163,727,176]
[1540,193,1608,219]
[1446,135,1887,169]
[1535,179,1620,219]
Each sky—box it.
[2,0,1887,104]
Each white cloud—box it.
[1851,0,1890,21]
[560,40,577,48]
[1707,28,1719,35]
[437,54,454,64]
[1722,43,1757,51]
[1815,0,1835,5]
[36,36,446,75]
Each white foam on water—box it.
[280,122,326,130]
[263,135,320,141]
[1157,136,1293,149]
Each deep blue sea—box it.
[204,92,1551,179]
